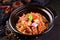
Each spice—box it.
[13,1,23,8]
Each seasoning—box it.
[13,1,23,8]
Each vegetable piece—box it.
[28,14,33,21]
[31,23,38,27]
[32,14,38,19]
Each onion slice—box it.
[31,23,38,27]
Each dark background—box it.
[38,0,60,40]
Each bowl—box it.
[8,4,57,37]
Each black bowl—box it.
[8,4,56,37]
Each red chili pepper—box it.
[4,6,11,14]
[32,14,38,19]
[0,6,10,8]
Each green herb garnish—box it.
[28,14,33,21]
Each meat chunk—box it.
[32,27,38,35]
